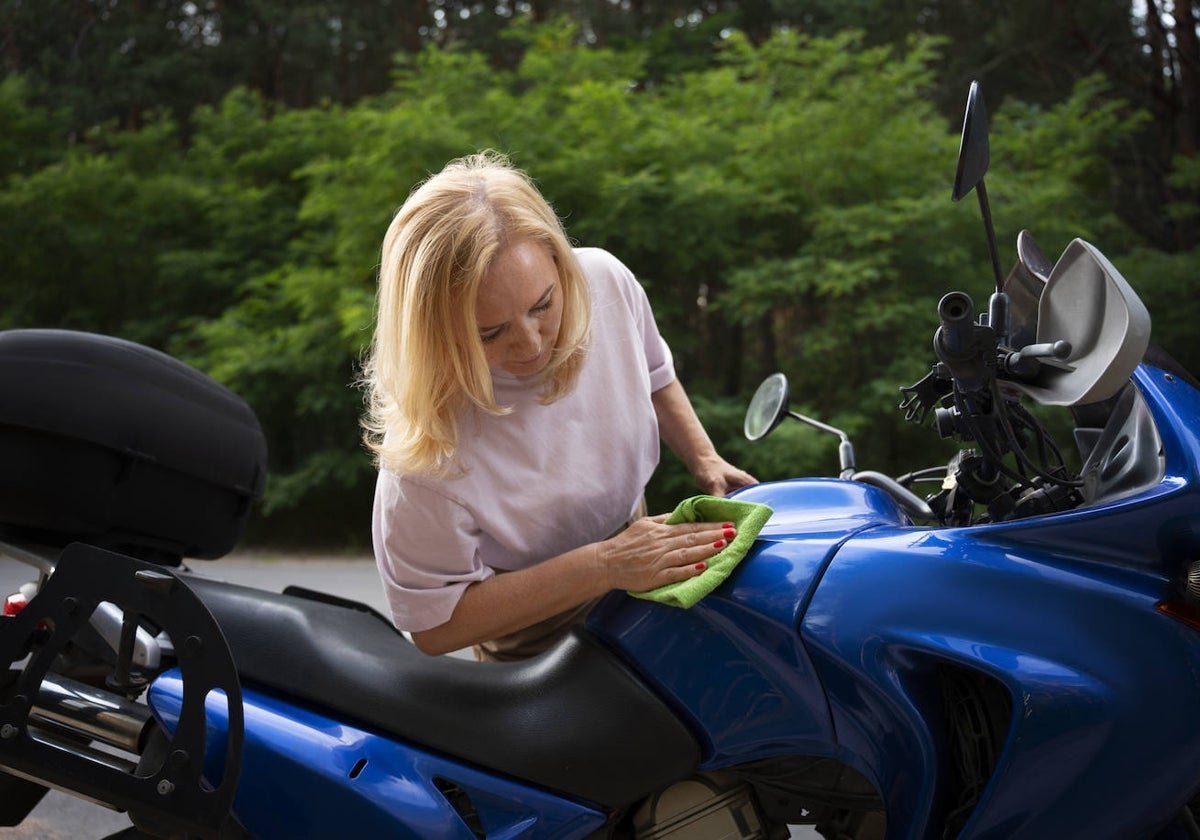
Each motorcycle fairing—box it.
[588,478,910,768]
[148,670,608,840]
[1131,361,1200,492]
[981,366,1200,577]
[178,575,700,809]
[718,478,911,629]
[803,369,1200,838]
[807,521,1200,838]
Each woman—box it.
[363,151,756,660]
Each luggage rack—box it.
[2,537,175,673]
[0,536,57,577]
[0,543,244,840]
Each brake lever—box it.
[1003,340,1074,378]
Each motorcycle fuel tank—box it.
[588,478,911,767]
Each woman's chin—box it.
[503,352,551,377]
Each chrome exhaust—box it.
[30,673,153,754]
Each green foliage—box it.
[0,114,215,343]
[0,76,71,178]
[1116,245,1200,375]
[0,22,1172,547]
[986,75,1148,256]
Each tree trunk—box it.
[1172,0,1200,157]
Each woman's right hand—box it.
[594,514,736,593]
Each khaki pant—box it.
[473,498,647,663]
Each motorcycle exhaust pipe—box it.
[29,673,154,754]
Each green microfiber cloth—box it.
[630,495,773,608]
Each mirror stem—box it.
[976,180,1005,295]
[787,410,857,479]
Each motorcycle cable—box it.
[989,376,1084,489]
[1005,398,1078,484]
[895,465,950,489]
[947,377,1033,490]
[953,387,1038,493]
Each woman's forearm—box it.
[410,544,604,656]
[652,378,758,496]
[652,378,719,473]
[409,512,734,656]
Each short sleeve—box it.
[637,287,676,393]
[581,248,676,392]
[371,469,494,633]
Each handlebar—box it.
[937,292,975,355]
[934,292,990,392]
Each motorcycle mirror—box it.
[744,372,859,478]
[952,80,990,202]
[952,80,1006,295]
[744,373,790,441]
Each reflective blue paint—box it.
[143,365,1200,838]
[588,479,908,767]
[727,479,912,625]
[1139,365,1200,484]
[804,521,1200,837]
[148,671,607,840]
[737,478,911,540]
[588,592,836,766]
[591,367,1200,838]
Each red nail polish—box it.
[722,522,734,529]
[723,528,736,540]
[713,539,726,549]
[695,562,707,571]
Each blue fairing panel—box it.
[806,513,1200,838]
[727,478,912,627]
[734,478,911,538]
[589,478,910,767]
[148,672,607,840]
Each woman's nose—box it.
[511,318,541,355]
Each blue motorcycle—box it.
[4,82,1200,840]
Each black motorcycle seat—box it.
[181,575,700,809]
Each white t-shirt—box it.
[372,247,676,632]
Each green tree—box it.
[0,75,71,178]
[4,17,1193,545]
[178,27,1161,530]
[0,112,219,343]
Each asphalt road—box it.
[0,553,819,839]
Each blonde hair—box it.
[362,151,591,476]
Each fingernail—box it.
[722,522,734,528]
[723,528,736,540]
[713,539,726,549]
[695,562,707,571]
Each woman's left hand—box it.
[692,455,757,497]
[651,379,758,497]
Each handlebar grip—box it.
[935,291,988,392]
[937,292,975,357]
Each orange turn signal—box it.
[1156,599,1200,633]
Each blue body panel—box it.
[147,365,1200,839]
[147,672,606,840]
[806,521,1200,838]
[592,367,1200,839]
[587,479,909,767]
